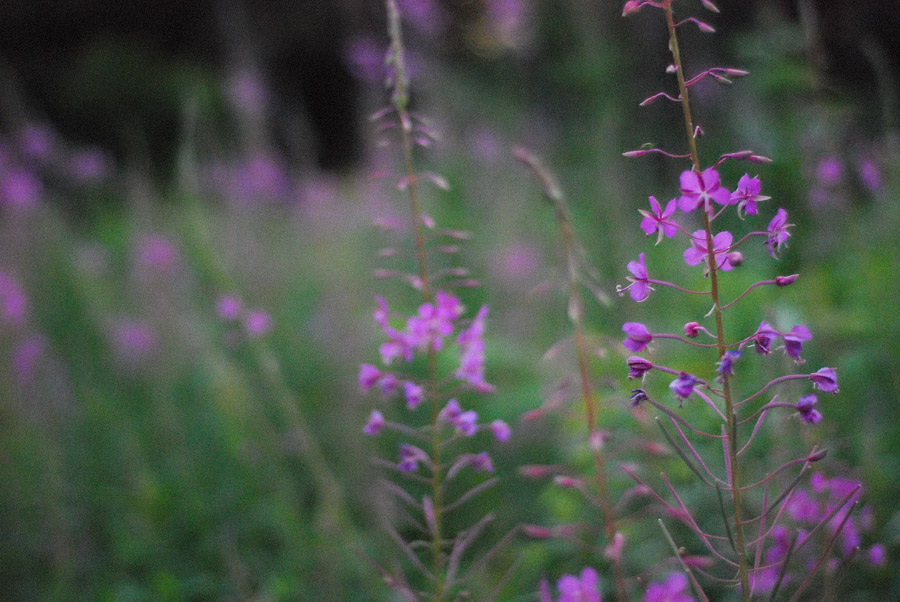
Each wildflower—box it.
[645,573,695,602]
[359,364,382,390]
[378,373,400,396]
[403,381,424,409]
[783,325,812,362]
[796,394,822,424]
[775,274,799,287]
[669,372,696,400]
[684,230,735,272]
[439,399,479,435]
[630,388,650,406]
[766,209,792,258]
[216,295,242,321]
[398,444,428,472]
[556,567,602,602]
[622,321,652,352]
[730,173,770,218]
[678,167,731,212]
[469,452,494,472]
[627,355,653,379]
[639,196,679,244]
[752,321,779,355]
[810,367,838,393]
[868,544,886,567]
[364,410,385,435]
[490,419,511,442]
[717,350,741,376]
[244,310,273,338]
[683,321,700,338]
[456,306,494,391]
[620,252,652,302]
[816,155,844,187]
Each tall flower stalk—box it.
[359,2,513,599]
[516,148,628,601]
[620,1,849,599]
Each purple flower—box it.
[490,419,511,442]
[622,322,652,352]
[796,394,822,424]
[217,295,242,321]
[783,325,812,362]
[868,544,886,567]
[639,196,678,243]
[678,168,731,212]
[730,174,770,218]
[623,253,653,302]
[244,309,273,338]
[469,452,494,472]
[557,567,602,602]
[377,373,400,396]
[0,271,28,328]
[627,356,653,379]
[403,381,424,409]
[859,159,883,192]
[645,573,695,602]
[752,321,779,355]
[359,364,382,391]
[363,410,385,435]
[787,488,821,522]
[456,306,493,391]
[669,372,696,400]
[810,367,838,393]
[766,209,792,258]
[816,155,844,187]
[684,230,735,272]
[398,444,428,472]
[683,322,701,338]
[1,169,41,210]
[630,388,650,406]
[717,350,741,376]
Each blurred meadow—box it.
[1,0,899,600]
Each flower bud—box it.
[622,0,641,16]
[684,321,701,338]
[776,274,799,287]
[726,251,743,267]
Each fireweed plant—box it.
[515,148,628,601]
[358,2,514,599]
[617,0,878,600]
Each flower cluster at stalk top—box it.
[618,167,838,415]
[360,291,508,468]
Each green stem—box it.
[662,2,751,599]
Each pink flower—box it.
[766,209,792,258]
[639,196,678,243]
[403,381,424,409]
[730,173,770,218]
[363,410,385,435]
[810,367,838,393]
[684,230,735,272]
[622,322,652,352]
[490,419,511,442]
[622,253,652,302]
[678,168,731,212]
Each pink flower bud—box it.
[776,274,799,286]
[684,321,701,338]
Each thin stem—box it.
[663,2,751,598]
[518,148,628,601]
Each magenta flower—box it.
[469,452,494,472]
[796,394,822,424]
[623,253,653,302]
[630,388,649,406]
[639,196,679,243]
[363,410,385,435]
[398,444,428,472]
[868,544,887,567]
[752,321,779,355]
[556,567,602,602]
[622,322,652,352]
[669,372,696,400]
[627,355,653,379]
[810,367,838,393]
[377,373,400,396]
[766,208,792,258]
[457,306,493,391]
[678,168,731,212]
[645,573,695,602]
[717,350,741,376]
[244,309,273,338]
[490,419,511,442]
[359,364,382,390]
[216,295,242,321]
[730,173,770,218]
[684,230,735,272]
[783,325,812,362]
[403,381,424,409]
